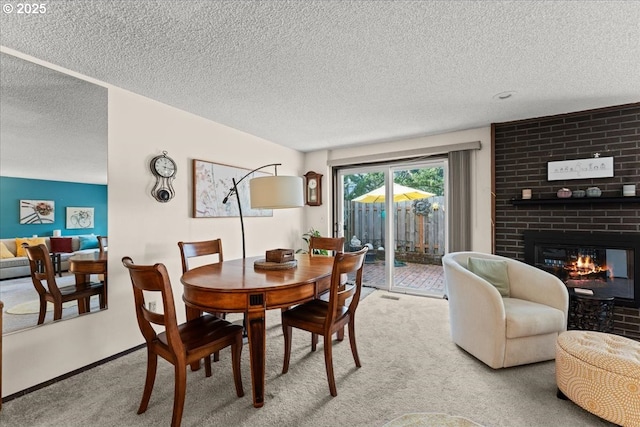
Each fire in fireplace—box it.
[524,231,640,308]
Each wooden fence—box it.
[344,196,445,263]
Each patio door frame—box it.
[335,157,448,295]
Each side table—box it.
[567,290,614,333]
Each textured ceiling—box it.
[1,1,639,183]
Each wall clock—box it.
[150,151,176,202]
[304,171,323,206]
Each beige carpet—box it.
[384,412,483,426]
[1,291,615,426]
[6,300,77,315]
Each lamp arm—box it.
[221,163,281,204]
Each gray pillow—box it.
[467,257,510,297]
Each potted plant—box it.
[297,228,328,255]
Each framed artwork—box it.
[66,207,95,229]
[547,157,614,181]
[193,159,273,218]
[20,200,55,224]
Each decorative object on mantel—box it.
[586,187,602,198]
[547,156,614,181]
[623,184,636,197]
[572,189,585,198]
[557,188,572,198]
[219,163,304,259]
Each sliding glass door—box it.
[337,159,447,297]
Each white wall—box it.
[2,86,305,396]
[304,129,493,252]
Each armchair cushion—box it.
[467,256,510,297]
[503,298,565,338]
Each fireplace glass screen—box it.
[534,245,634,299]
[524,231,639,307]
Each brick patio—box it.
[362,260,445,295]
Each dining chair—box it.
[281,246,368,397]
[25,244,105,324]
[122,257,244,427]
[308,236,346,349]
[97,235,108,253]
[177,239,223,273]
[308,236,344,255]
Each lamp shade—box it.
[250,175,304,209]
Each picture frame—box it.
[20,200,55,224]
[192,159,273,218]
[547,157,614,181]
[66,207,95,229]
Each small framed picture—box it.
[547,157,614,181]
[20,200,55,224]
[66,207,95,229]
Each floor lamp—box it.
[221,163,304,259]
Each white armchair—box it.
[442,251,569,369]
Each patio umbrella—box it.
[353,183,434,203]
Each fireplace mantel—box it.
[511,196,640,206]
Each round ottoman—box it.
[556,330,640,427]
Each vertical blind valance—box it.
[327,141,481,167]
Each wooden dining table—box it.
[180,253,335,408]
[68,250,108,310]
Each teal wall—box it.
[0,176,107,239]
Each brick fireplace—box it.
[493,102,640,340]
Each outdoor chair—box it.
[122,257,244,427]
[281,247,367,396]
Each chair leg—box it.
[231,334,244,397]
[53,302,63,321]
[348,318,361,367]
[282,323,293,374]
[138,350,158,414]
[311,333,318,351]
[172,364,187,427]
[323,333,337,397]
[337,327,345,341]
[204,355,212,377]
[37,298,47,324]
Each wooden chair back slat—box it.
[309,236,345,256]
[178,239,223,273]
[122,257,181,350]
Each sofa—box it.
[442,251,569,369]
[0,235,102,280]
